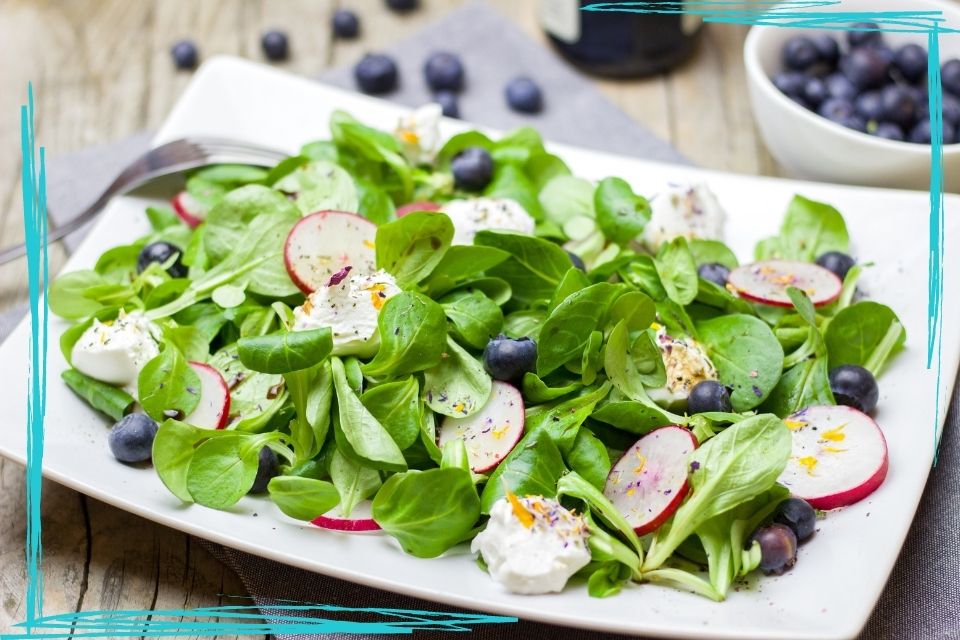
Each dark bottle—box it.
[539,0,703,78]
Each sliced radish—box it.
[603,426,698,536]
[311,501,381,533]
[437,381,524,473]
[171,191,209,228]
[396,201,441,217]
[728,259,842,307]
[778,405,888,510]
[184,362,230,429]
[283,210,378,294]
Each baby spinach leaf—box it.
[353,176,394,225]
[361,376,421,450]
[267,476,340,521]
[695,278,756,315]
[547,267,591,313]
[272,161,358,214]
[330,111,412,201]
[475,231,574,305]
[331,358,407,472]
[372,467,481,558]
[422,245,510,297]
[375,212,454,288]
[521,372,581,403]
[203,185,299,263]
[49,270,112,320]
[581,330,605,386]
[594,177,650,244]
[696,315,784,411]
[825,301,906,372]
[186,432,279,509]
[438,131,494,164]
[484,164,544,221]
[502,309,545,340]
[237,328,333,374]
[525,151,571,189]
[138,344,202,422]
[689,239,739,269]
[161,324,209,362]
[618,256,667,301]
[608,290,656,332]
[440,289,503,350]
[591,400,678,434]
[95,244,142,282]
[537,282,623,376]
[778,195,850,261]
[191,164,269,186]
[524,382,613,454]
[556,471,644,559]
[539,175,595,225]
[761,357,834,417]
[604,320,667,398]
[656,237,699,306]
[330,449,382,517]
[566,428,610,490]
[152,419,226,502]
[284,360,333,460]
[61,369,134,421]
[642,413,791,570]
[361,292,447,378]
[440,438,472,475]
[422,336,493,417]
[343,356,364,394]
[146,206,182,231]
[479,429,567,513]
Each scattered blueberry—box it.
[824,72,858,101]
[434,90,460,118]
[873,122,905,141]
[748,523,798,575]
[840,47,890,91]
[818,98,856,124]
[829,364,879,414]
[909,118,958,145]
[854,91,884,122]
[697,262,731,288]
[108,413,159,463]
[815,251,856,281]
[424,51,465,92]
[880,84,917,128]
[893,44,927,83]
[138,241,187,278]
[811,34,840,68]
[505,77,544,114]
[802,77,829,108]
[385,0,418,12]
[773,71,808,98]
[170,40,198,70]
[567,251,586,271]
[249,447,279,494]
[354,53,398,94]
[483,335,537,383]
[261,30,289,61]
[332,10,360,39]
[873,44,895,66]
[846,22,882,49]
[920,93,960,127]
[782,36,819,71]
[686,380,733,414]
[943,59,960,97]
[773,498,817,543]
[451,147,493,191]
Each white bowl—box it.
[744,0,960,192]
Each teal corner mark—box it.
[11,1,957,637]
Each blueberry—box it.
[567,251,586,271]
[920,94,960,127]
[332,10,360,39]
[829,364,879,413]
[782,36,819,71]
[748,523,798,575]
[815,251,856,280]
[354,53,399,94]
[873,122,905,141]
[108,414,159,463]
[840,47,890,90]
[873,44,895,66]
[686,380,733,414]
[137,241,187,278]
[854,90,884,121]
[483,335,537,382]
[879,85,917,128]
[811,34,840,68]
[385,0,418,12]
[909,118,958,145]
[846,22,882,49]
[943,59,960,97]
[170,40,198,70]
[772,71,808,97]
[824,73,858,101]
[505,77,544,114]
[802,77,829,108]
[424,51,464,92]
[773,498,817,543]
[260,30,289,61]
[893,44,927,83]
[819,97,856,123]
[249,447,279,494]
[451,147,493,191]
[697,262,731,288]
[434,90,460,118]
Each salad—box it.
[49,104,907,601]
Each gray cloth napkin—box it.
[2,3,957,638]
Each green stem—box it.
[643,568,724,602]
[864,320,904,377]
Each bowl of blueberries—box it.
[744,0,960,192]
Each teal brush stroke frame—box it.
[8,1,957,636]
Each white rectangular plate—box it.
[2,56,958,640]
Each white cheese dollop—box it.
[442,197,536,245]
[395,103,442,164]
[642,182,726,251]
[647,326,719,407]
[71,310,162,397]
[471,494,591,595]
[292,269,402,357]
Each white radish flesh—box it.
[604,426,697,535]
[728,260,842,307]
[184,362,230,430]
[283,211,377,294]
[171,191,208,228]
[311,501,381,533]
[778,405,888,510]
[437,381,524,473]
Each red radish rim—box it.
[396,201,441,217]
[728,260,842,308]
[187,361,231,429]
[604,426,697,536]
[311,502,382,532]
[283,210,377,295]
[437,381,525,474]
[171,191,205,228]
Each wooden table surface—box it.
[0,1,779,636]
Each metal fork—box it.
[0,137,290,265]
